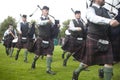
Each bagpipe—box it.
[29,5,60,39]
[105,1,120,38]
[105,1,120,22]
[86,0,120,39]
[88,0,120,22]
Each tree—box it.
[58,19,71,38]
[0,16,17,40]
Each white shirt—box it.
[86,3,112,25]
[3,29,17,39]
[69,18,84,31]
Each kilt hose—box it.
[82,34,113,66]
[33,37,54,56]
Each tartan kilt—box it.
[61,35,70,51]
[26,38,35,52]
[61,36,83,53]
[3,38,13,48]
[16,36,28,49]
[111,36,120,62]
[72,41,86,62]
[110,26,120,62]
[33,37,54,56]
[11,43,16,48]
[82,34,113,66]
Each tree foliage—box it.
[58,19,71,38]
[0,16,17,40]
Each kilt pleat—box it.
[61,36,84,53]
[82,34,113,66]
[33,37,54,56]
[111,36,120,62]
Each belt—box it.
[87,35,97,41]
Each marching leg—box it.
[63,52,72,66]
[15,49,21,60]
[24,49,28,63]
[31,55,39,69]
[104,65,113,80]
[9,47,14,57]
[62,51,67,59]
[6,48,9,56]
[72,63,87,80]
[46,55,56,75]
[98,68,104,78]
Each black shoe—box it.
[72,71,79,80]
[98,68,104,78]
[31,62,35,69]
[63,59,67,66]
[15,53,19,60]
[46,70,56,75]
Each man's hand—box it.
[48,20,52,24]
[9,30,12,34]
[77,27,82,31]
[19,31,22,34]
[110,20,119,27]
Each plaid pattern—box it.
[61,36,71,51]
[110,26,120,62]
[61,36,84,53]
[3,38,13,48]
[3,35,15,48]
[111,37,120,62]
[82,34,113,66]
[16,37,28,49]
[72,41,86,62]
[16,36,34,49]
[26,38,35,51]
[34,37,54,56]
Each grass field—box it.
[0,43,120,80]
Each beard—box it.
[101,2,105,6]
[100,0,105,6]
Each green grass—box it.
[0,43,120,80]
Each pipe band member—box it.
[61,10,86,66]
[31,6,59,75]
[15,14,35,62]
[72,0,119,80]
[3,23,17,57]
